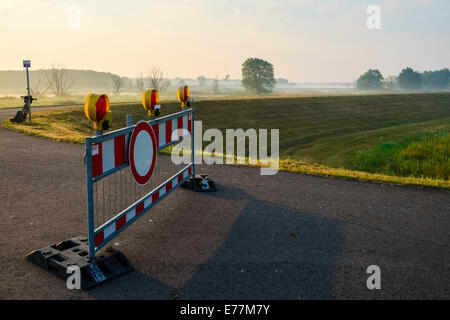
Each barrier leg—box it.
[26,236,133,289]
[181,110,217,192]
[181,174,217,192]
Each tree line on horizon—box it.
[2,62,448,98]
[0,67,245,97]
[0,57,285,97]
[356,68,450,91]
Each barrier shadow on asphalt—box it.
[88,270,178,300]
[88,183,342,299]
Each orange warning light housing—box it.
[177,85,190,109]
[84,94,112,131]
[142,89,161,117]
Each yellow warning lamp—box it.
[142,89,161,117]
[177,85,191,109]
[84,94,112,131]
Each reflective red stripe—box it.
[152,191,160,202]
[136,202,145,215]
[178,174,183,183]
[165,120,172,144]
[166,181,172,191]
[114,135,126,167]
[188,166,192,175]
[116,215,126,230]
[94,231,104,247]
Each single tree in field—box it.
[108,73,124,96]
[398,67,423,91]
[45,64,77,96]
[241,58,276,94]
[356,69,384,90]
[140,66,170,93]
[197,76,207,87]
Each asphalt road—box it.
[0,107,449,299]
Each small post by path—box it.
[23,60,31,123]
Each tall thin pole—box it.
[86,137,95,259]
[26,66,31,123]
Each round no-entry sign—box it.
[129,121,157,186]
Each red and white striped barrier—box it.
[94,166,193,248]
[90,112,192,180]
[85,109,195,257]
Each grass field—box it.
[3,92,449,188]
[351,131,449,179]
[0,89,419,109]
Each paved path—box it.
[0,109,449,299]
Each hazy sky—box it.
[1,0,449,82]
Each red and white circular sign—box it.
[129,121,157,186]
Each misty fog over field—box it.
[0,69,356,98]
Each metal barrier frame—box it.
[85,109,195,258]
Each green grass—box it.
[0,89,429,109]
[3,92,450,188]
[350,131,449,179]
[0,90,328,109]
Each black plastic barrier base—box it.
[181,174,217,192]
[26,236,134,289]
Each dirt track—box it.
[0,108,449,299]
